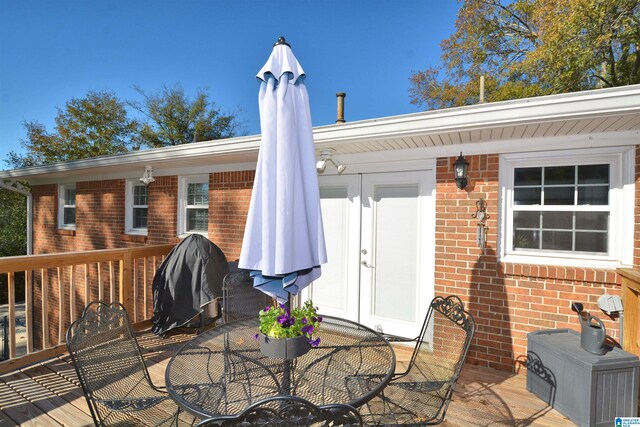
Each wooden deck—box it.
[0,327,572,427]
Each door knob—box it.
[361,260,373,268]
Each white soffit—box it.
[2,84,640,184]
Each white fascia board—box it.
[312,85,640,146]
[2,85,639,183]
[0,135,262,182]
[319,85,640,145]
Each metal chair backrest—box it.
[66,301,158,425]
[195,395,363,427]
[222,269,272,323]
[405,295,475,390]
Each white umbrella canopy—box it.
[239,37,327,303]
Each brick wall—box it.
[29,149,639,369]
[30,172,255,348]
[435,154,627,372]
[210,170,255,261]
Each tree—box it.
[0,185,27,302]
[0,187,27,257]
[8,91,138,167]
[130,84,239,148]
[410,0,640,110]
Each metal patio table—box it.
[165,316,396,419]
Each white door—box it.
[359,172,434,338]
[303,170,434,338]
[301,175,361,321]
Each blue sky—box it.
[0,0,460,169]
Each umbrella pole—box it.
[282,291,292,395]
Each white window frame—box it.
[177,174,209,237]
[58,183,76,230]
[499,146,634,268]
[125,179,149,235]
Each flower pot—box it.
[259,333,310,360]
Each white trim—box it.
[57,183,76,230]
[124,179,148,236]
[177,174,209,238]
[2,85,638,184]
[498,146,634,268]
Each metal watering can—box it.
[571,302,606,355]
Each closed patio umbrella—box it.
[239,37,327,304]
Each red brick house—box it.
[2,85,639,372]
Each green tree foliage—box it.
[130,84,239,148]
[0,187,27,302]
[7,91,138,168]
[0,188,27,257]
[410,0,640,109]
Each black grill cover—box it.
[151,235,229,335]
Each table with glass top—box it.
[165,316,396,419]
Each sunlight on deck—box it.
[0,327,572,427]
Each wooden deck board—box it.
[1,327,575,426]
[1,370,93,426]
[0,377,61,426]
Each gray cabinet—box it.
[527,329,640,427]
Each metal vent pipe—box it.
[336,92,346,123]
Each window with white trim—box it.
[58,183,76,229]
[178,175,209,236]
[500,146,634,267]
[125,180,148,235]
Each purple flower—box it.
[253,333,259,340]
[264,306,271,312]
[301,325,314,335]
[277,314,294,328]
[317,316,323,323]
[301,317,307,324]
[308,337,321,347]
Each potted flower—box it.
[256,300,322,359]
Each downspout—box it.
[0,179,32,255]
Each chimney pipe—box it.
[336,92,346,123]
[479,76,486,104]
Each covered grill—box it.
[151,234,229,335]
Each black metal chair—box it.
[355,295,475,425]
[221,268,272,323]
[194,395,363,427]
[66,301,183,426]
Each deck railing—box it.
[620,268,640,358]
[0,244,174,374]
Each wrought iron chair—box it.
[66,301,183,426]
[221,268,272,323]
[354,295,475,425]
[194,395,363,427]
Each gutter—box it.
[0,180,32,255]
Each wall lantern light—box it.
[453,153,469,189]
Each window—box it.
[125,180,148,235]
[58,183,76,229]
[178,175,209,236]
[500,147,634,267]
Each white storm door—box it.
[359,171,435,338]
[301,174,361,321]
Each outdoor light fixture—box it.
[453,152,469,189]
[316,149,346,174]
[139,166,155,185]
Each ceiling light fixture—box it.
[139,166,155,185]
